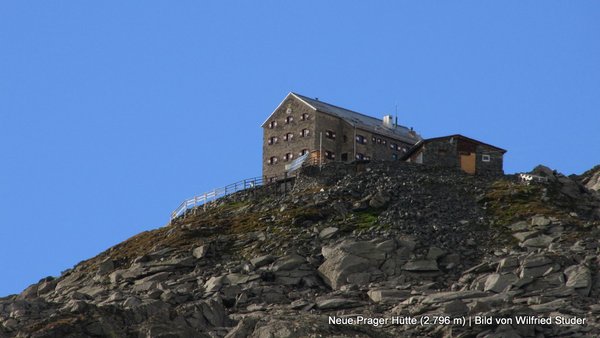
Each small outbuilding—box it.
[402,134,506,175]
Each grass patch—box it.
[286,205,327,226]
[356,211,378,228]
[483,180,566,225]
[350,208,386,230]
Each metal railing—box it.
[518,173,549,185]
[170,176,267,220]
[170,154,315,220]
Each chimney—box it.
[383,115,394,128]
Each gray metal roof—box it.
[292,93,422,144]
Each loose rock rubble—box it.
[1,161,600,337]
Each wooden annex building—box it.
[402,134,507,175]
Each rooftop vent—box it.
[383,115,394,128]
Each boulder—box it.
[483,273,517,293]
[375,239,397,253]
[97,259,115,275]
[529,298,570,312]
[509,221,529,232]
[192,245,210,259]
[250,255,276,268]
[584,170,600,191]
[123,296,142,308]
[367,289,411,303]
[224,273,250,286]
[422,290,489,304]
[325,240,386,262]
[318,253,370,290]
[369,191,390,208]
[426,247,445,261]
[521,255,552,268]
[530,215,551,227]
[316,298,361,310]
[204,276,225,293]
[319,227,339,239]
[497,257,519,272]
[271,254,306,271]
[559,176,582,199]
[443,300,469,316]
[402,260,439,272]
[521,235,553,248]
[520,264,554,279]
[512,231,540,242]
[225,317,259,338]
[564,265,592,296]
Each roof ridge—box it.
[291,92,409,128]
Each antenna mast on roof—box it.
[395,103,398,127]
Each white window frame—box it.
[482,154,491,162]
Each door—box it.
[460,153,476,174]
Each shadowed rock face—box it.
[2,161,600,338]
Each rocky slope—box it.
[2,161,600,338]
[577,165,600,192]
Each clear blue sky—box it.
[1,2,598,296]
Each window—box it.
[382,139,387,145]
[392,153,398,160]
[390,143,398,151]
[268,156,278,165]
[286,107,292,114]
[284,153,294,161]
[341,153,348,161]
[356,135,367,144]
[482,154,491,162]
[267,136,278,145]
[299,149,309,156]
[343,135,348,143]
[402,147,408,153]
[325,130,336,139]
[285,116,294,124]
[300,113,310,121]
[283,132,293,141]
[325,150,335,160]
[377,138,382,144]
[356,153,364,160]
[301,129,310,137]
[268,121,278,129]
[371,136,376,143]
